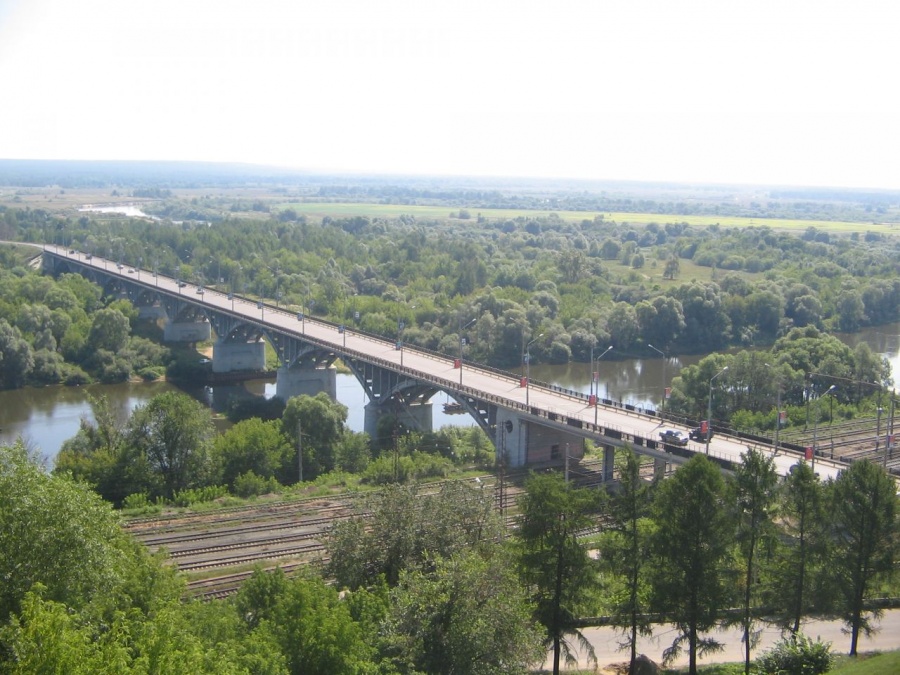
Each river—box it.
[2,322,898,466]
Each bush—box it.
[233,471,280,498]
[171,485,228,507]
[755,633,835,675]
[137,365,165,381]
[122,492,151,510]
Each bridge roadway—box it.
[39,244,845,481]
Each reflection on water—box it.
[0,381,178,466]
[2,322,898,465]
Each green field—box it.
[275,201,900,234]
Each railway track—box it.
[126,460,638,601]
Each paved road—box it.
[549,610,900,671]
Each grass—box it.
[5,186,897,235]
[274,201,899,234]
[830,651,900,674]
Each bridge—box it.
[39,244,847,481]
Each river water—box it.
[2,323,898,466]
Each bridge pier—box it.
[364,401,433,438]
[654,457,668,480]
[163,320,211,342]
[506,416,585,468]
[602,445,616,482]
[212,340,266,373]
[276,365,337,402]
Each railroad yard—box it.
[123,424,897,603]
[123,461,614,601]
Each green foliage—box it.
[826,460,899,655]
[326,481,501,590]
[125,391,217,499]
[602,449,655,672]
[0,441,183,625]
[384,550,544,675]
[829,651,900,675]
[172,484,229,507]
[233,470,281,498]
[517,472,605,673]
[122,491,151,510]
[755,633,835,675]
[214,417,294,487]
[283,393,348,480]
[650,454,735,674]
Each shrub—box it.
[755,633,834,675]
[171,485,228,507]
[122,492,151,510]
[233,471,279,498]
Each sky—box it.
[1,0,898,189]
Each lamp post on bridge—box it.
[706,366,729,455]
[458,317,476,386]
[812,384,836,471]
[765,363,784,455]
[592,345,613,426]
[647,343,667,417]
[398,305,415,367]
[525,333,544,408]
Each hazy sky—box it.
[1,0,898,189]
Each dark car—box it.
[689,426,711,442]
[659,429,689,446]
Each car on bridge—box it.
[659,429,689,446]
[689,426,711,442]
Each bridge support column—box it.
[602,445,616,482]
[212,340,266,373]
[163,320,211,342]
[364,401,433,438]
[496,409,526,468]
[654,457,667,480]
[521,420,585,467]
[276,365,337,402]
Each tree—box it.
[663,255,680,280]
[86,307,130,353]
[264,571,375,675]
[769,460,829,634]
[0,319,33,388]
[827,460,899,655]
[53,394,131,504]
[213,418,293,487]
[0,441,181,625]
[517,472,603,675]
[282,393,348,480]
[732,448,779,675]
[384,550,544,675]
[125,391,216,498]
[603,449,654,673]
[649,454,734,675]
[326,481,499,590]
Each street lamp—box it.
[525,334,544,407]
[458,317,477,386]
[592,345,613,425]
[765,363,783,455]
[812,385,836,471]
[398,305,415,367]
[706,366,729,455]
[647,343,667,417]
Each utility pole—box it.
[297,419,303,483]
